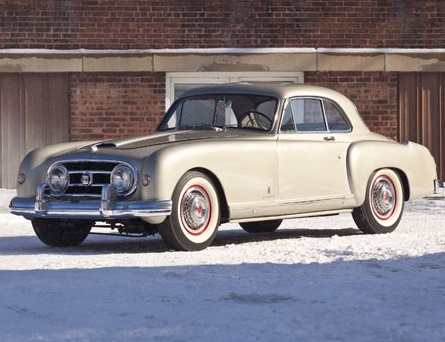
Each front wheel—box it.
[32,218,92,247]
[352,169,404,234]
[158,171,220,251]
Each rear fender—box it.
[347,140,437,205]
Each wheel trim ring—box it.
[180,184,212,236]
[370,175,397,221]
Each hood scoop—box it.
[91,142,117,151]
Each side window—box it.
[293,98,327,132]
[280,101,296,132]
[304,99,325,126]
[323,99,351,132]
[280,97,351,133]
[164,102,181,129]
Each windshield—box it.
[158,93,278,132]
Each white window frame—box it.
[165,71,304,108]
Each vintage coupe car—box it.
[10,83,439,251]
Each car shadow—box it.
[211,227,361,247]
[0,226,361,255]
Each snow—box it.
[3,47,445,55]
[317,48,445,54]
[1,189,445,341]
[0,47,316,55]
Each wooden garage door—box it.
[399,73,445,181]
[0,73,69,189]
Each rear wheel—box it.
[158,171,220,251]
[240,219,283,233]
[32,218,92,247]
[352,169,404,234]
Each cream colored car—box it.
[10,84,439,251]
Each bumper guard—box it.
[9,183,172,219]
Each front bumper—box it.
[9,183,172,219]
[435,179,445,197]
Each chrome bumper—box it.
[434,179,445,196]
[9,183,172,219]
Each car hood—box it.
[84,130,241,150]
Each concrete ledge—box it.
[153,53,317,72]
[318,53,385,71]
[0,56,82,72]
[1,48,445,73]
[386,53,445,72]
[83,55,153,72]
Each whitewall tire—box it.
[158,171,220,251]
[352,169,404,234]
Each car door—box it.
[277,97,354,214]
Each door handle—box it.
[324,136,335,141]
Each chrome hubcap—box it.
[371,176,396,219]
[181,185,211,235]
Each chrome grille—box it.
[51,161,122,197]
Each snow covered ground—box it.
[1,189,444,341]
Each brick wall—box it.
[305,72,399,140]
[70,72,165,141]
[1,0,444,49]
[0,1,422,141]
[69,71,399,142]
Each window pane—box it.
[304,99,324,125]
[180,99,216,126]
[159,94,277,131]
[292,98,327,132]
[280,102,296,132]
[323,99,351,132]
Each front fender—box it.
[16,141,94,197]
[140,138,278,211]
[347,140,437,205]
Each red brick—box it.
[305,71,399,140]
[1,0,445,49]
[70,72,165,141]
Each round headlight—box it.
[47,164,69,194]
[111,164,134,194]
